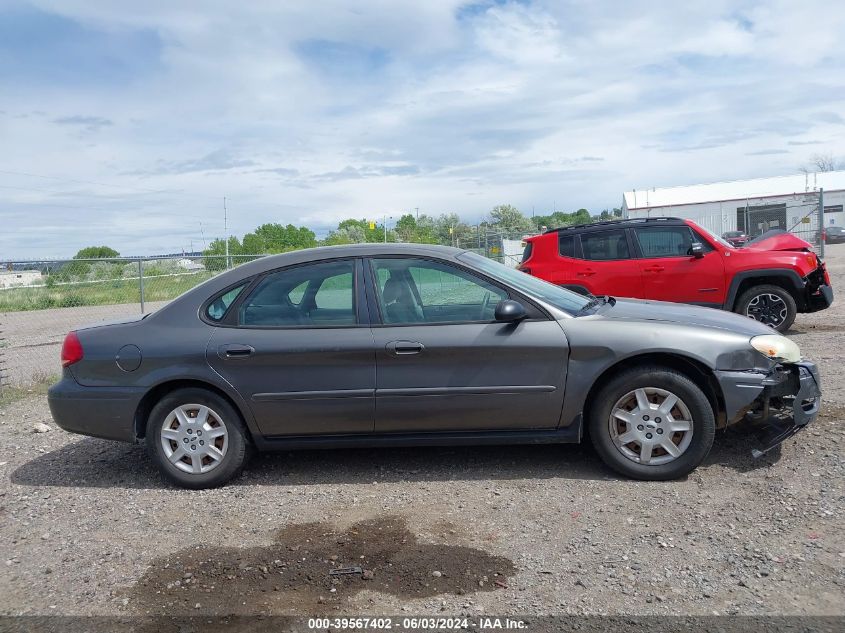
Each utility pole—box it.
[415,207,419,221]
[384,215,393,243]
[223,197,229,269]
[819,188,825,259]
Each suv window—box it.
[371,258,507,324]
[558,234,575,258]
[634,226,698,258]
[238,260,356,327]
[580,230,630,261]
[521,242,533,263]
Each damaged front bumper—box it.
[715,361,821,458]
[804,261,834,312]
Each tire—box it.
[588,366,715,480]
[146,387,250,489]
[734,284,797,333]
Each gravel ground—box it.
[1,247,843,618]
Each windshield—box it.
[691,221,735,249]
[457,251,592,315]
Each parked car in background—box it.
[49,244,821,488]
[722,230,749,247]
[519,217,833,332]
[824,226,845,244]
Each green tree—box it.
[324,219,387,244]
[532,209,592,231]
[241,223,317,254]
[203,236,243,271]
[393,214,438,244]
[74,246,120,259]
[488,204,533,233]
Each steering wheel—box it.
[480,291,491,320]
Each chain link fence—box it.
[0,255,263,389]
[0,239,540,390]
[685,190,827,256]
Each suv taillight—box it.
[61,331,84,367]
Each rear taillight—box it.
[61,331,84,367]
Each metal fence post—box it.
[818,188,825,259]
[138,259,145,313]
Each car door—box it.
[573,229,645,298]
[633,225,726,306]
[206,258,376,436]
[366,256,568,433]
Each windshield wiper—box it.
[576,295,615,315]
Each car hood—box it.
[744,230,812,252]
[591,298,774,336]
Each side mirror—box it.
[689,242,705,259]
[494,299,527,322]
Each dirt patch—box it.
[126,516,514,615]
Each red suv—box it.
[519,217,833,332]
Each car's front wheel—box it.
[146,388,250,489]
[735,284,797,332]
[589,367,715,480]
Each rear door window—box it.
[580,230,630,261]
[238,260,356,327]
[634,226,697,258]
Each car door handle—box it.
[386,340,424,355]
[643,265,665,273]
[218,344,255,359]
[576,269,596,277]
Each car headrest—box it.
[383,277,403,303]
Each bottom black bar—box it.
[0,616,841,633]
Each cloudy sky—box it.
[1,0,844,258]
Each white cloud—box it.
[1,0,844,257]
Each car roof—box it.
[148,243,470,323]
[229,242,466,275]
[208,242,469,288]
[542,217,687,235]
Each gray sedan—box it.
[48,244,821,488]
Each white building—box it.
[622,171,845,239]
[0,269,41,289]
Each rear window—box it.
[558,234,575,258]
[521,242,533,263]
[206,284,247,321]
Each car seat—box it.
[382,277,423,323]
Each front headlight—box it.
[750,334,801,363]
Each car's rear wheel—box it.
[589,366,715,480]
[735,284,796,332]
[146,388,250,489]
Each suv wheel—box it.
[146,388,250,489]
[735,284,796,332]
[589,367,715,480]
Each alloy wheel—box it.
[745,293,788,328]
[607,387,694,465]
[160,404,229,474]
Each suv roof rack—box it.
[543,216,685,234]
